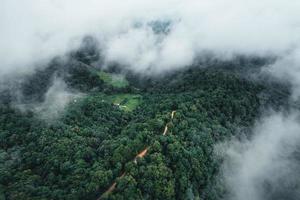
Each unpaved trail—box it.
[98,183,116,200]
[163,125,168,136]
[97,110,176,199]
[163,111,175,135]
[171,111,176,119]
[98,173,126,200]
[134,148,149,163]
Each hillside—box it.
[0,52,291,200]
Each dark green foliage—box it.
[64,61,104,91]
[21,59,60,102]
[71,36,101,65]
[0,64,287,200]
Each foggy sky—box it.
[1,0,300,76]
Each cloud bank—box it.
[1,0,300,76]
[220,112,300,200]
[32,78,81,120]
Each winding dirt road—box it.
[98,111,176,199]
[171,111,176,119]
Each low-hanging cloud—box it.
[1,0,300,76]
[219,112,300,200]
[13,77,81,120]
[264,49,300,99]
[33,78,81,120]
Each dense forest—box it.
[0,40,291,200]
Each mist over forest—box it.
[1,1,300,200]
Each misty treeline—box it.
[0,37,293,200]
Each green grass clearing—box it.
[107,94,142,112]
[98,71,129,88]
[91,93,142,112]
